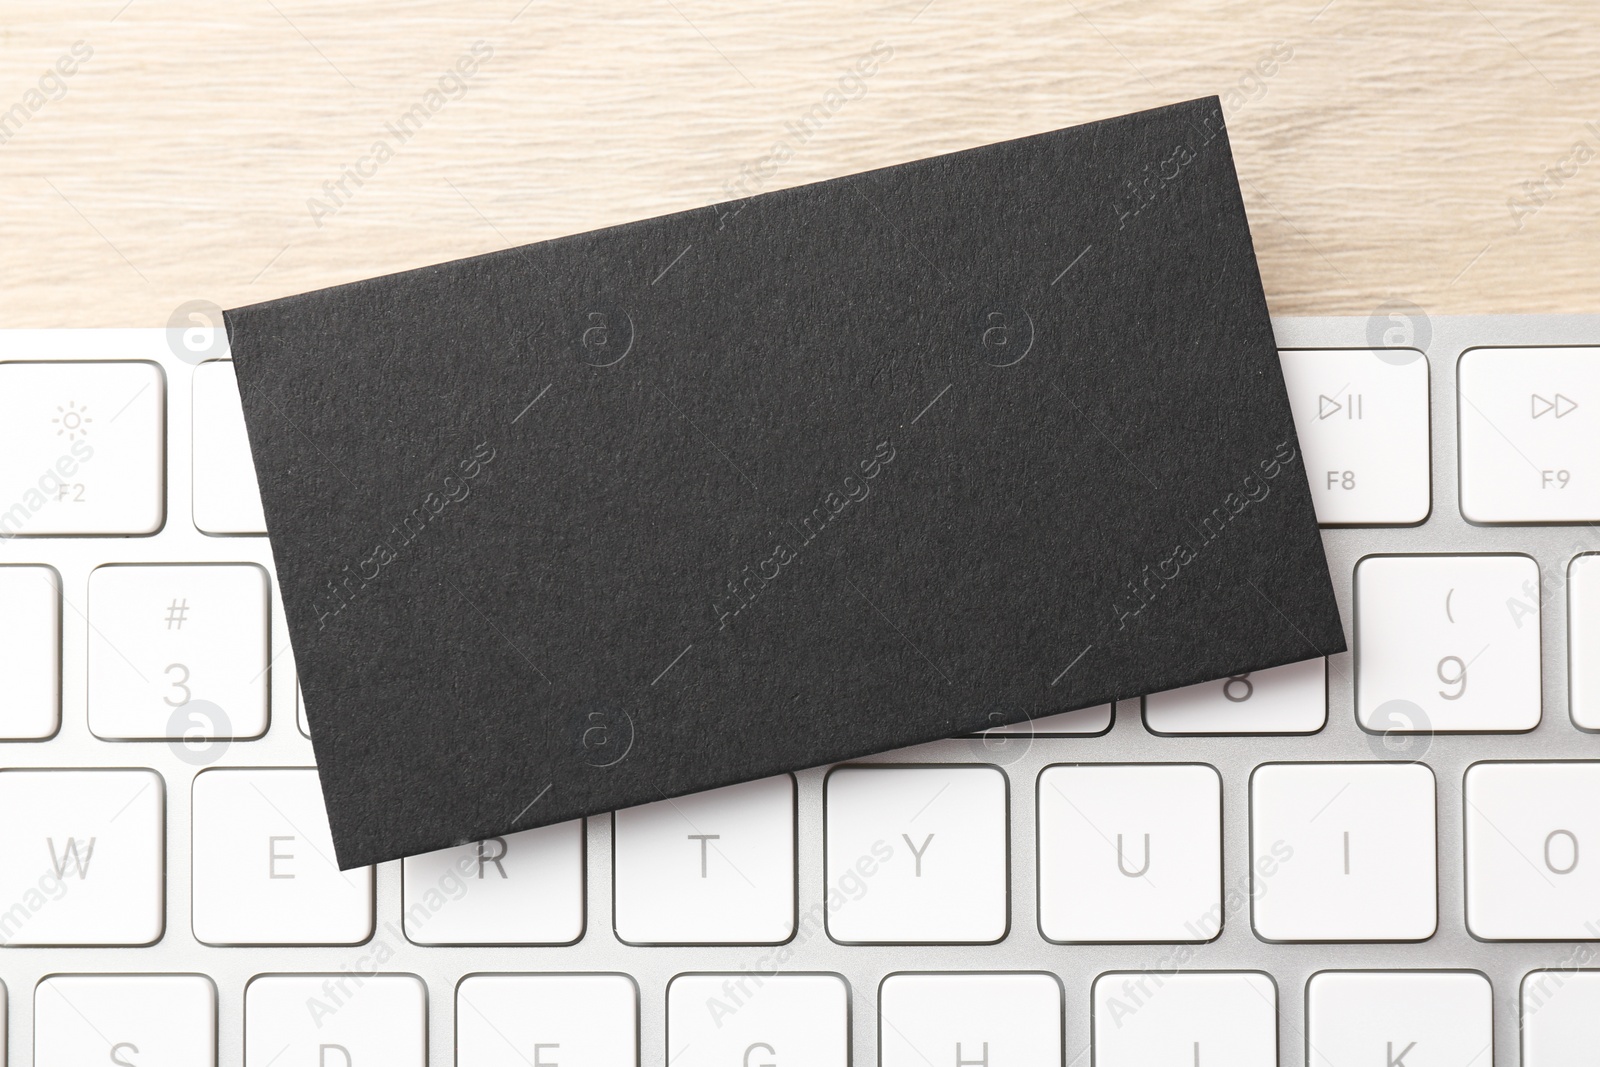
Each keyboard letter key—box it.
[1524,969,1600,1064]
[1460,346,1600,521]
[457,973,638,1067]
[825,765,1008,943]
[1572,554,1600,729]
[613,775,794,944]
[1093,971,1276,1067]
[1356,554,1541,731]
[88,563,270,740]
[0,360,164,535]
[0,564,60,739]
[1465,761,1600,939]
[1038,764,1222,942]
[1307,971,1491,1067]
[192,768,372,945]
[403,820,584,944]
[880,972,1061,1067]
[1279,348,1430,524]
[0,768,163,945]
[245,974,425,1067]
[1251,762,1436,941]
[667,973,847,1067]
[36,974,215,1066]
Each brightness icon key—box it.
[0,360,165,536]
[52,399,92,439]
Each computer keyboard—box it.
[0,314,1597,1064]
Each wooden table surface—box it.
[2,0,1595,328]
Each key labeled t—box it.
[688,834,719,877]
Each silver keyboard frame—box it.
[2,315,1599,1065]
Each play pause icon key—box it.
[1279,349,1431,525]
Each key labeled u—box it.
[1116,832,1151,877]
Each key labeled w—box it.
[47,837,96,879]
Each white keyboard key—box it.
[192,360,268,534]
[825,765,1008,943]
[297,678,310,738]
[457,973,637,1067]
[0,564,60,739]
[614,775,793,943]
[403,820,584,944]
[0,360,163,535]
[1460,346,1600,521]
[1145,658,1325,734]
[1251,762,1436,941]
[1465,761,1600,939]
[1356,553,1541,731]
[1523,970,1600,1063]
[667,973,847,1067]
[1572,554,1600,729]
[88,563,270,740]
[245,974,425,1067]
[1307,971,1492,1067]
[1038,763,1221,941]
[192,768,372,945]
[880,972,1061,1067]
[36,974,215,1067]
[977,702,1111,736]
[1279,348,1431,524]
[1093,971,1276,1067]
[0,768,163,945]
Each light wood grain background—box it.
[1,0,1595,328]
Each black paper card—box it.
[226,96,1344,869]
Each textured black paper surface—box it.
[226,97,1345,869]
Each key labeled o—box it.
[1544,829,1579,875]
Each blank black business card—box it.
[226,96,1344,869]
